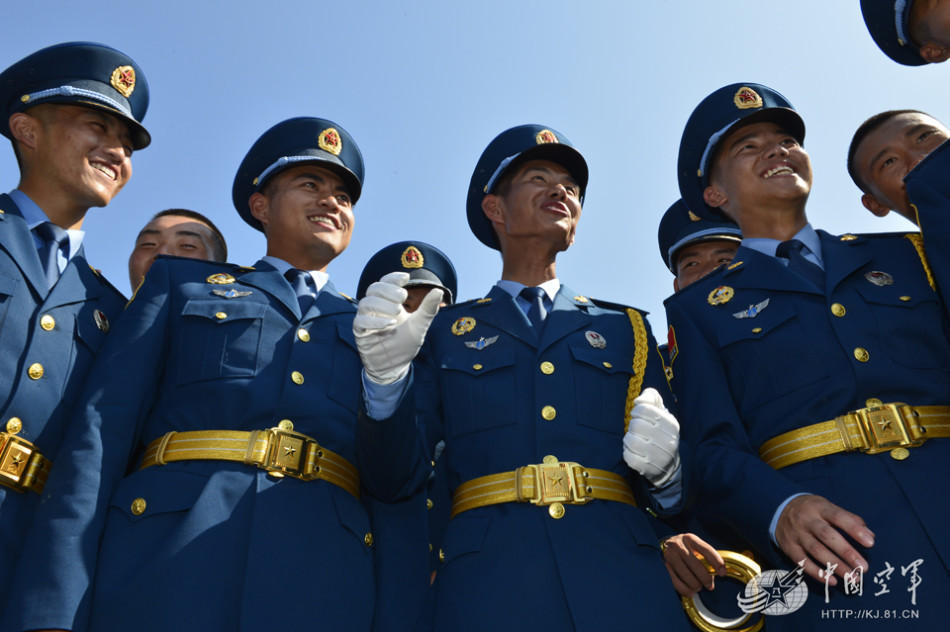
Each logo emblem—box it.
[318,127,342,156]
[206,273,236,285]
[738,561,807,616]
[212,288,253,299]
[465,335,499,351]
[733,86,763,110]
[707,285,735,306]
[110,65,136,98]
[451,317,476,336]
[687,210,701,222]
[94,309,110,333]
[733,298,770,319]
[535,129,558,144]
[401,245,424,269]
[865,270,894,286]
[585,330,607,349]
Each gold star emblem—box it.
[283,445,297,457]
[877,418,893,432]
[8,454,22,471]
[548,473,563,489]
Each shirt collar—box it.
[261,255,329,291]
[741,222,822,265]
[9,189,85,260]
[495,278,561,302]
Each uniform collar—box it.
[260,255,329,291]
[741,222,823,267]
[8,188,85,259]
[495,277,560,302]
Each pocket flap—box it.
[110,468,207,522]
[181,298,267,322]
[569,344,634,375]
[440,348,515,376]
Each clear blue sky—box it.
[3,1,944,333]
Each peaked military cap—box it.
[0,41,150,149]
[467,124,588,250]
[677,82,804,220]
[657,199,742,272]
[232,117,364,232]
[357,240,457,304]
[861,0,927,66]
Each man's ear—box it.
[673,278,681,293]
[861,192,891,218]
[481,194,505,225]
[920,42,950,63]
[9,112,40,151]
[249,192,270,229]
[703,184,727,209]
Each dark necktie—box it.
[776,239,824,290]
[519,286,547,330]
[285,268,316,315]
[34,222,68,289]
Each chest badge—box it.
[865,271,894,286]
[585,330,607,349]
[206,273,236,285]
[212,288,253,299]
[733,298,770,319]
[465,335,499,351]
[707,285,735,306]
[451,316,476,336]
[94,309,110,333]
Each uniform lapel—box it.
[305,280,355,321]
[538,285,591,352]
[45,247,104,308]
[0,195,48,297]
[722,246,824,296]
[818,230,872,292]
[469,285,537,347]
[236,259,302,319]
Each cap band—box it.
[24,85,132,117]
[895,0,910,46]
[667,228,742,268]
[254,155,325,188]
[483,153,520,193]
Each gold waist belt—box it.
[759,403,950,469]
[0,431,51,494]
[140,425,360,498]
[451,457,636,519]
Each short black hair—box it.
[847,109,931,192]
[151,208,228,262]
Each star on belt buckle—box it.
[847,402,925,454]
[0,432,34,491]
[520,459,590,506]
[261,426,314,479]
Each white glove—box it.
[353,271,442,384]
[622,387,681,487]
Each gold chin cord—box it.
[681,550,764,632]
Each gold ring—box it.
[681,550,764,632]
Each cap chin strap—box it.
[895,0,911,47]
[22,85,132,117]
[254,155,324,188]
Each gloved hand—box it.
[622,387,680,486]
[353,272,442,384]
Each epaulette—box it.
[589,297,648,317]
[443,296,493,310]
[338,291,357,304]
[88,263,127,300]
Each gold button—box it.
[865,398,883,408]
[6,417,22,434]
[277,419,294,431]
[830,303,846,317]
[426,498,434,510]
[602,361,613,369]
[40,314,55,331]
[429,543,433,552]
[752,327,762,334]
[541,405,557,421]
[291,371,304,385]
[439,548,446,563]
[542,455,558,464]
[215,311,227,320]
[890,447,910,461]
[364,532,374,547]
[540,361,555,375]
[548,502,565,519]
[297,328,310,342]
[853,347,870,363]
[899,296,911,302]
[130,498,147,516]
[472,363,483,371]
[27,363,44,380]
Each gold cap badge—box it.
[318,127,342,156]
[110,65,136,98]
[401,245,424,269]
[733,87,762,110]
[707,285,735,306]
[206,273,236,285]
[451,316,476,336]
[687,210,701,222]
[535,129,558,144]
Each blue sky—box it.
[3,1,945,333]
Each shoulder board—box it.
[338,291,357,304]
[155,254,241,270]
[443,296,492,309]
[840,231,911,241]
[589,297,648,316]
[88,264,127,300]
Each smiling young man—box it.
[354,125,690,631]
[665,83,950,630]
[4,117,378,632]
[128,209,228,290]
[0,41,149,614]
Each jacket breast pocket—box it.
[176,299,267,385]
[856,285,950,369]
[440,348,517,437]
[329,321,362,413]
[569,344,635,435]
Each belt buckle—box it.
[852,402,924,454]
[262,427,315,480]
[0,432,34,492]
[526,460,590,506]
